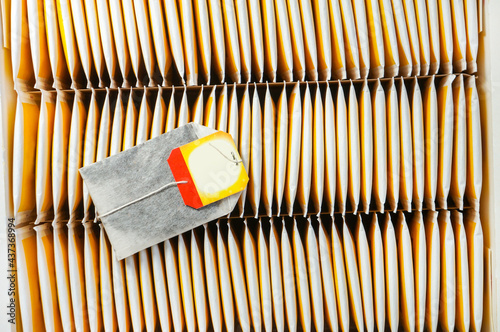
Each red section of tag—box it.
[167,147,203,209]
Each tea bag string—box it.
[98,180,188,219]
[209,142,243,165]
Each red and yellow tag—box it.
[168,131,249,209]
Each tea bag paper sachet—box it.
[409,211,427,332]
[80,123,248,259]
[281,219,297,331]
[399,78,413,212]
[324,84,336,216]
[382,213,399,332]
[368,213,385,332]
[122,0,148,87]
[372,79,387,212]
[312,0,331,80]
[298,0,318,80]
[234,0,252,82]
[163,0,186,84]
[222,0,241,83]
[191,228,209,332]
[378,0,400,77]
[178,0,198,86]
[392,0,413,76]
[193,0,211,84]
[331,218,350,332]
[411,78,425,211]
[178,233,196,332]
[413,0,431,75]
[438,0,454,73]
[351,0,370,78]
[257,220,273,332]
[108,0,134,87]
[262,84,275,217]
[293,219,312,332]
[83,0,106,87]
[338,0,360,78]
[274,0,294,81]
[425,211,441,332]
[464,0,478,73]
[237,85,251,216]
[269,219,285,331]
[287,0,306,80]
[70,0,96,87]
[336,82,348,215]
[96,0,120,87]
[311,83,325,215]
[243,220,261,332]
[11,0,35,90]
[203,224,223,332]
[401,0,421,75]
[99,224,118,332]
[247,0,264,82]
[149,0,174,86]
[365,0,385,78]
[297,84,313,216]
[359,80,372,214]
[207,0,225,83]
[262,0,277,81]
[248,86,262,217]
[329,0,347,79]
[426,0,441,74]
[217,221,235,331]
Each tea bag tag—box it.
[168,131,249,209]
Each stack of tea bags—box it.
[8,0,485,331]
[11,0,479,90]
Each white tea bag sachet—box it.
[411,78,425,211]
[70,0,96,87]
[262,0,278,81]
[178,234,196,332]
[96,0,120,87]
[438,210,456,332]
[426,0,440,74]
[324,84,336,216]
[368,213,385,332]
[238,85,251,216]
[425,211,440,332]
[134,0,160,86]
[269,219,285,331]
[328,0,347,79]
[80,123,247,259]
[336,82,348,215]
[178,0,198,86]
[191,228,209,332]
[451,75,467,209]
[234,0,252,82]
[338,0,360,78]
[414,0,431,75]
[150,242,171,332]
[83,0,106,87]
[203,224,223,332]
[312,0,332,80]
[409,211,427,332]
[382,213,399,332]
[392,0,413,76]
[372,79,387,212]
[304,219,324,332]
[347,83,360,214]
[274,84,288,216]
[450,0,467,72]
[148,0,174,86]
[274,0,294,81]
[249,86,263,217]
[311,83,325,215]
[299,0,319,80]
[207,0,225,83]
[378,0,400,77]
[292,219,312,332]
[257,220,273,332]
[424,76,439,210]
[122,0,148,86]
[365,0,385,78]
[287,0,306,80]
[163,0,186,84]
[193,0,211,84]
[217,221,235,332]
[464,0,478,73]
[285,83,302,216]
[398,78,413,212]
[99,225,118,332]
[165,238,185,332]
[386,78,400,212]
[243,220,261,332]
[262,84,276,216]
[351,0,370,78]
[11,0,35,90]
[222,0,241,83]
[359,80,372,214]
[438,0,454,73]
[281,219,297,331]
[297,84,313,216]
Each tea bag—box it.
[165,238,185,332]
[450,0,467,72]
[217,221,235,331]
[386,78,400,212]
[351,0,370,78]
[262,0,278,81]
[452,211,471,332]
[125,256,145,330]
[44,0,71,89]
[83,222,103,332]
[304,218,323,331]
[398,78,413,212]
[338,0,360,78]
[193,0,211,83]
[163,0,186,84]
[297,83,313,216]
[354,215,374,332]
[166,88,177,132]
[16,225,45,331]
[342,218,364,332]
[409,211,427,332]
[464,210,484,332]
[83,0,106,87]
[368,213,385,332]
[243,220,261,331]
[269,219,285,331]
[222,0,241,83]
[347,83,360,214]
[317,217,339,331]
[451,75,466,209]
[11,0,35,90]
[392,0,413,76]
[424,211,440,332]
[13,93,40,225]
[281,219,297,331]
[411,78,425,211]
[438,210,456,332]
[191,86,205,125]
[67,221,90,332]
[70,0,96,87]
[464,0,478,73]
[299,0,319,80]
[207,0,225,83]
[257,220,273,331]
[99,225,118,332]
[414,0,431,75]
[426,0,441,74]
[292,219,311,331]
[396,212,416,332]
[148,0,173,86]
[365,0,385,78]
[402,0,421,75]
[438,0,454,73]
[96,0,121,87]
[372,79,387,212]
[377,0,400,77]
[287,0,306,80]
[234,0,252,82]
[311,83,324,215]
[336,82,348,215]
[122,0,148,86]
[35,223,63,332]
[285,83,302,216]
[312,0,331,80]
[328,0,347,79]
[112,249,132,332]
[248,0,264,80]
[382,213,399,332]
[324,84,336,215]
[108,0,134,86]
[27,0,53,89]
[151,88,167,138]
[203,224,223,332]
[436,75,455,209]
[424,76,438,210]
[178,234,196,332]
[177,86,190,126]
[151,239,172,332]
[216,83,228,132]
[274,0,294,81]
[262,84,276,216]
[110,89,126,156]
[178,0,198,86]
[134,0,160,86]
[191,229,209,332]
[359,80,372,214]
[275,84,288,216]
[238,84,251,216]
[330,218,350,332]
[35,91,56,225]
[227,222,251,331]
[465,76,482,211]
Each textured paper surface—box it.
[80,123,241,259]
